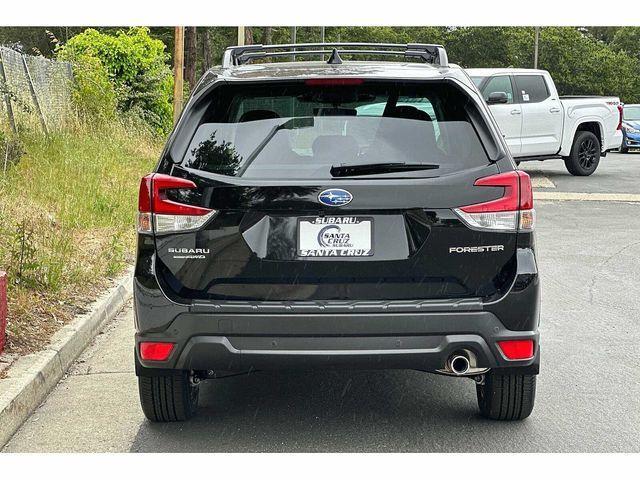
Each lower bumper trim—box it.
[160,332,538,373]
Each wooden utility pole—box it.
[173,26,185,124]
[291,26,297,61]
[534,27,540,69]
[237,27,245,46]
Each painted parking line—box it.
[534,191,640,203]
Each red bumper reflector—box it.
[497,339,534,360]
[140,342,175,361]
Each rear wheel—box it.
[476,372,536,421]
[138,371,199,422]
[564,131,600,176]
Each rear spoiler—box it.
[222,43,449,68]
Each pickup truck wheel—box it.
[138,371,199,422]
[476,372,536,421]
[564,131,600,176]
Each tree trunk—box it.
[202,28,213,74]
[185,26,197,90]
[264,27,273,45]
[245,27,254,45]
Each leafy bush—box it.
[57,27,173,133]
[61,52,118,122]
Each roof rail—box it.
[221,43,449,68]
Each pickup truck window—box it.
[481,76,514,104]
[514,75,549,103]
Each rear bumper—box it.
[134,247,540,375]
[135,310,539,374]
[607,130,624,151]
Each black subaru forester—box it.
[134,43,540,422]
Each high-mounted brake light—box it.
[497,339,535,360]
[305,78,364,86]
[454,170,535,232]
[137,173,217,234]
[140,341,175,361]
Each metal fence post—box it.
[21,54,48,135]
[0,49,17,134]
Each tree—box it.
[185,27,197,90]
[582,27,620,44]
[263,27,273,45]
[245,27,254,45]
[612,27,640,59]
[202,28,213,74]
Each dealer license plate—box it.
[297,217,373,257]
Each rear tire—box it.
[564,131,600,176]
[138,371,199,422]
[476,372,536,421]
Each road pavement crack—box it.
[588,240,640,304]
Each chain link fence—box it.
[0,46,73,134]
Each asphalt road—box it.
[3,153,640,452]
[523,150,640,194]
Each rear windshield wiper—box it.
[330,162,440,177]
[237,117,314,176]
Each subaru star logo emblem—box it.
[318,188,353,207]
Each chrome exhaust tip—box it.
[447,354,470,375]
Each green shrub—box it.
[57,27,173,133]
[63,53,118,122]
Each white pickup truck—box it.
[467,68,623,176]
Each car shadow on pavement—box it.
[128,369,533,452]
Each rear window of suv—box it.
[180,81,494,179]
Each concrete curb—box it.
[0,267,133,448]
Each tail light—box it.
[617,105,623,130]
[497,339,535,360]
[454,171,535,232]
[140,341,175,361]
[137,173,217,234]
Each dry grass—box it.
[0,120,162,355]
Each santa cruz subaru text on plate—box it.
[134,43,540,422]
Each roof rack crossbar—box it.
[221,43,448,68]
